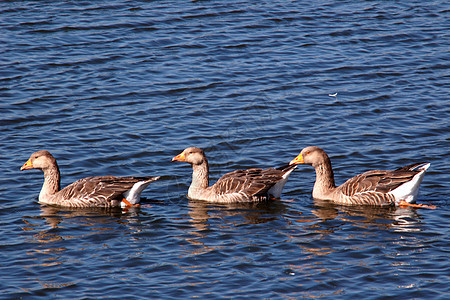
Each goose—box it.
[172,147,296,203]
[289,146,434,208]
[20,150,160,208]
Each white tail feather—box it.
[391,163,430,204]
[121,177,160,207]
[268,166,296,198]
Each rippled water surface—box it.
[1,1,449,299]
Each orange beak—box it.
[20,158,33,171]
[289,153,304,165]
[172,151,186,162]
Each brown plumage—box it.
[172,147,296,203]
[21,150,160,208]
[289,146,431,207]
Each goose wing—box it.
[58,176,158,207]
[339,164,424,196]
[210,168,285,199]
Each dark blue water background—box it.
[1,1,449,299]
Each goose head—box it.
[172,147,207,166]
[289,146,329,168]
[21,150,57,171]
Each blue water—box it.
[1,1,449,299]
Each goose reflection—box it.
[34,205,125,228]
[311,198,422,232]
[183,199,293,257]
[20,205,142,254]
[19,205,144,292]
[187,199,289,231]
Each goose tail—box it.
[122,176,160,207]
[268,164,297,198]
[391,163,430,204]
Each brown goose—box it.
[172,147,296,203]
[21,150,160,208]
[289,146,434,208]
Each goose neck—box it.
[191,161,209,190]
[40,165,61,202]
[313,160,336,196]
